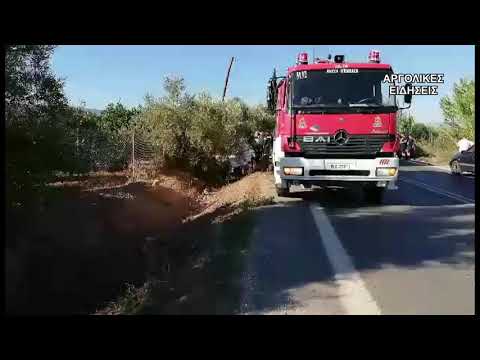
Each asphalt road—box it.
[234,160,475,315]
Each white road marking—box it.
[400,177,474,204]
[309,204,381,315]
[405,160,475,178]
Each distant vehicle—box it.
[450,145,475,175]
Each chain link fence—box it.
[69,126,274,183]
[66,126,160,181]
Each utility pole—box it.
[132,129,135,180]
[222,57,235,102]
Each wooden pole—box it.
[132,129,135,180]
[222,57,235,102]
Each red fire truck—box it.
[267,50,412,203]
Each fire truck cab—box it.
[267,50,412,202]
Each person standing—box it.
[407,135,416,159]
[400,134,408,159]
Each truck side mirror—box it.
[266,85,273,111]
[404,83,413,104]
[266,79,278,113]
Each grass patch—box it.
[416,140,457,166]
[238,195,275,211]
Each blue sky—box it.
[51,45,475,124]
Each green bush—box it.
[134,76,274,185]
[397,112,415,135]
[410,123,439,143]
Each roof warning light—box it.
[297,53,308,65]
[369,49,380,63]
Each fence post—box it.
[132,129,135,180]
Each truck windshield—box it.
[291,69,396,110]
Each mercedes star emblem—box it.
[334,130,349,145]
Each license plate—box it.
[325,160,355,170]
[327,163,351,170]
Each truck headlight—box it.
[376,167,397,176]
[283,167,303,176]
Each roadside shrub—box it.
[411,123,432,141]
[134,76,274,185]
[440,78,475,141]
[397,112,415,135]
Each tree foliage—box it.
[5,45,67,124]
[440,78,475,140]
[410,123,438,142]
[134,76,274,183]
[100,102,139,133]
[397,111,415,135]
[5,45,72,205]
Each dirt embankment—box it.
[415,141,457,166]
[189,172,276,223]
[6,170,276,315]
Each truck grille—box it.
[296,134,392,157]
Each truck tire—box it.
[276,186,290,197]
[364,186,385,204]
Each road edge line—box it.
[400,178,474,204]
[406,160,451,173]
[309,204,382,315]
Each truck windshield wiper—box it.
[348,103,381,107]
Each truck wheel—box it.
[276,186,290,197]
[364,186,385,204]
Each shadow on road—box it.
[400,165,475,202]
[136,164,475,314]
[399,159,431,167]
[7,168,474,315]
[162,164,475,314]
[234,178,475,314]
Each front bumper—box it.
[277,157,399,187]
